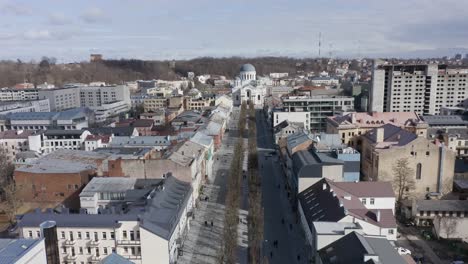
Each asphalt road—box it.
[256,110,312,264]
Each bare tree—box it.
[392,158,415,207]
[2,182,22,223]
[0,147,15,187]
[438,217,458,239]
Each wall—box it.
[364,137,456,199]
[140,227,168,264]
[274,112,309,131]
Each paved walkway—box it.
[180,107,249,264]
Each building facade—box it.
[281,96,355,131]
[0,89,39,101]
[38,88,81,111]
[232,64,266,107]
[370,60,468,115]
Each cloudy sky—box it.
[1,0,468,62]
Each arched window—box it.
[236,95,239,101]
[258,95,261,101]
[416,163,422,180]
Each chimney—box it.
[344,195,351,200]
[376,210,381,222]
[376,127,384,143]
[322,183,327,190]
[351,113,356,123]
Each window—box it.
[123,231,127,239]
[103,247,108,255]
[416,163,422,180]
[87,247,91,254]
[62,247,67,254]
[388,229,394,235]
[28,231,33,238]
[36,231,40,237]
[102,232,107,240]
[426,211,431,216]
[77,232,82,239]
[370,198,375,205]
[361,198,367,205]
[110,232,115,239]
[94,232,98,241]
[85,232,90,239]
[61,231,66,239]
[124,247,128,253]
[79,247,83,254]
[131,247,136,255]
[426,151,430,156]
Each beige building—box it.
[327,112,428,148]
[143,97,168,112]
[361,124,455,199]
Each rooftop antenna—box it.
[318,32,322,57]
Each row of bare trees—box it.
[0,148,22,224]
[247,101,264,263]
[220,102,248,263]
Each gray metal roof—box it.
[140,176,192,240]
[18,212,138,228]
[318,232,406,264]
[0,238,43,264]
[87,127,137,137]
[100,253,135,264]
[240,63,255,72]
[415,200,468,212]
[80,177,137,197]
[421,115,468,126]
[44,129,86,136]
[292,150,343,178]
[110,136,171,147]
[365,123,417,146]
[190,131,213,148]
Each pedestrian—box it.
[270,251,273,258]
[211,221,213,227]
[204,221,208,226]
[281,218,284,225]
[297,254,301,261]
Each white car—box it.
[396,247,412,255]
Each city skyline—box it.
[1,0,468,62]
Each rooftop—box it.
[414,200,468,212]
[110,136,171,147]
[79,177,137,197]
[329,112,425,129]
[100,253,135,264]
[421,115,468,126]
[364,124,418,147]
[140,176,192,240]
[0,130,36,139]
[312,222,361,235]
[0,238,43,264]
[87,127,137,137]
[318,232,406,264]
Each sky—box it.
[1,0,468,62]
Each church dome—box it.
[240,64,256,72]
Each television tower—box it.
[318,32,322,57]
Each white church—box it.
[232,64,266,107]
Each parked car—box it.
[396,247,412,255]
[404,220,415,227]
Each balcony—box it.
[64,240,76,246]
[64,254,77,261]
[89,255,101,262]
[87,240,100,246]
[116,240,140,245]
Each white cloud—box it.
[1,2,32,15]
[48,13,72,25]
[80,7,108,24]
[23,30,52,40]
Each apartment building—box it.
[0,89,39,101]
[370,60,468,115]
[327,112,428,147]
[143,97,168,112]
[18,175,193,264]
[36,130,91,154]
[281,96,354,131]
[361,124,455,199]
[79,85,131,109]
[427,127,468,158]
[38,88,80,111]
[0,99,50,115]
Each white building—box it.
[30,130,91,154]
[0,130,37,160]
[18,176,193,264]
[0,89,39,101]
[38,88,81,111]
[0,99,50,115]
[92,101,131,122]
[84,135,111,151]
[0,238,47,264]
[80,85,131,109]
[109,136,171,151]
[310,76,340,86]
[298,178,397,257]
[232,64,266,107]
[371,60,468,115]
[273,111,310,131]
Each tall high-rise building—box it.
[370,60,468,115]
